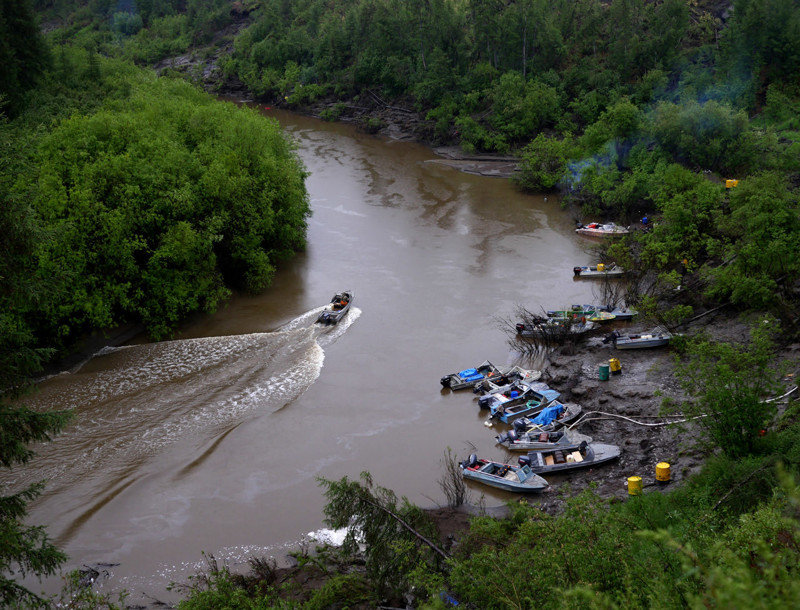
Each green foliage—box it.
[111,11,143,36]
[489,72,561,142]
[0,327,73,608]
[704,172,800,309]
[0,0,52,115]
[639,163,725,271]
[514,133,576,192]
[648,100,762,174]
[664,318,783,458]
[176,564,277,609]
[454,114,507,153]
[318,472,446,599]
[121,14,190,64]
[19,68,309,342]
[722,0,800,93]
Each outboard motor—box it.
[497,430,518,444]
[512,419,528,434]
[440,375,453,388]
[573,266,582,277]
[478,395,492,410]
[515,323,526,334]
[602,330,619,345]
[518,455,532,468]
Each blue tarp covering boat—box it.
[529,402,565,426]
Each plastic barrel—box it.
[609,358,622,375]
[599,364,610,381]
[656,462,671,484]
[627,476,642,495]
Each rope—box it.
[764,385,798,403]
[566,387,797,429]
[567,411,705,429]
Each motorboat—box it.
[460,455,549,493]
[316,290,354,325]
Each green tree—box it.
[514,132,575,191]
[664,319,783,458]
[0,0,51,115]
[648,100,761,174]
[27,73,310,342]
[1,121,73,609]
[705,172,800,309]
[0,401,73,607]
[319,472,448,600]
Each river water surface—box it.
[9,109,606,603]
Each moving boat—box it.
[604,328,673,349]
[517,441,621,474]
[572,263,626,279]
[316,290,354,325]
[460,455,549,493]
[440,360,504,390]
[575,222,630,238]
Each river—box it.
[8,108,606,604]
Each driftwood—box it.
[359,495,450,560]
[365,89,415,113]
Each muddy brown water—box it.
[7,109,613,603]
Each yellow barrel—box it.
[627,476,642,495]
[656,462,671,483]
[597,263,605,271]
[609,357,622,375]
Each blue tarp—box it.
[529,402,564,426]
[458,368,483,382]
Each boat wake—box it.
[4,308,361,500]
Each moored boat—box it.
[597,305,638,321]
[575,222,630,238]
[588,311,616,323]
[495,426,592,452]
[441,360,504,390]
[517,441,621,474]
[512,400,582,433]
[485,382,561,424]
[604,328,673,349]
[316,290,354,325]
[460,454,549,493]
[572,263,626,278]
[473,366,542,395]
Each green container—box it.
[599,363,610,381]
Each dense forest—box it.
[2,0,800,607]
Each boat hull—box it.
[441,360,503,390]
[460,457,549,493]
[520,443,621,474]
[316,290,354,325]
[573,265,626,279]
